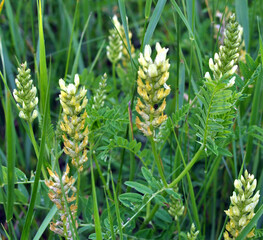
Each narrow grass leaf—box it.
[118,0,132,60]
[111,172,123,240]
[20,51,51,239]
[145,0,152,19]
[236,204,263,240]
[4,0,24,59]
[90,157,103,240]
[142,0,167,48]
[37,0,49,117]
[64,0,79,79]
[170,0,203,74]
[71,13,91,78]
[235,0,249,51]
[5,90,15,222]
[33,206,57,240]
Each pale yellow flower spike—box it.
[224,170,260,239]
[45,165,78,239]
[59,74,89,172]
[136,42,170,137]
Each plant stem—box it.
[150,137,167,187]
[171,121,200,230]
[28,123,47,180]
[169,146,204,188]
[112,62,116,93]
[93,153,113,200]
[76,170,80,215]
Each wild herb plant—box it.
[0,1,263,240]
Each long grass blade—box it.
[170,0,203,75]
[111,172,123,240]
[71,13,91,78]
[235,0,249,51]
[33,206,57,240]
[37,0,49,116]
[142,0,167,48]
[90,154,102,240]
[20,75,50,239]
[5,90,15,223]
[236,204,263,240]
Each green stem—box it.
[64,0,79,79]
[93,153,113,200]
[28,123,47,180]
[150,137,167,187]
[169,146,204,188]
[76,170,80,216]
[171,120,200,230]
[112,62,116,93]
[140,204,160,230]
[177,220,181,240]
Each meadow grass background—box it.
[0,0,263,239]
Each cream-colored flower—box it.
[59,74,88,172]
[187,223,199,240]
[106,15,123,64]
[13,62,38,123]
[208,14,242,85]
[224,170,260,239]
[136,42,170,137]
[45,165,78,239]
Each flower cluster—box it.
[45,165,78,240]
[168,186,185,221]
[187,223,199,240]
[106,15,123,64]
[206,13,243,86]
[13,62,38,123]
[135,42,170,137]
[224,170,260,239]
[92,73,107,110]
[106,15,135,66]
[59,74,88,172]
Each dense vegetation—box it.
[0,0,262,239]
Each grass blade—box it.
[71,13,91,78]
[236,204,263,240]
[235,0,249,51]
[33,206,57,240]
[170,0,203,75]
[20,29,51,238]
[5,90,15,223]
[118,0,132,57]
[64,0,79,79]
[111,172,123,240]
[142,0,167,48]
[90,154,102,240]
[4,0,24,59]
[37,0,49,116]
